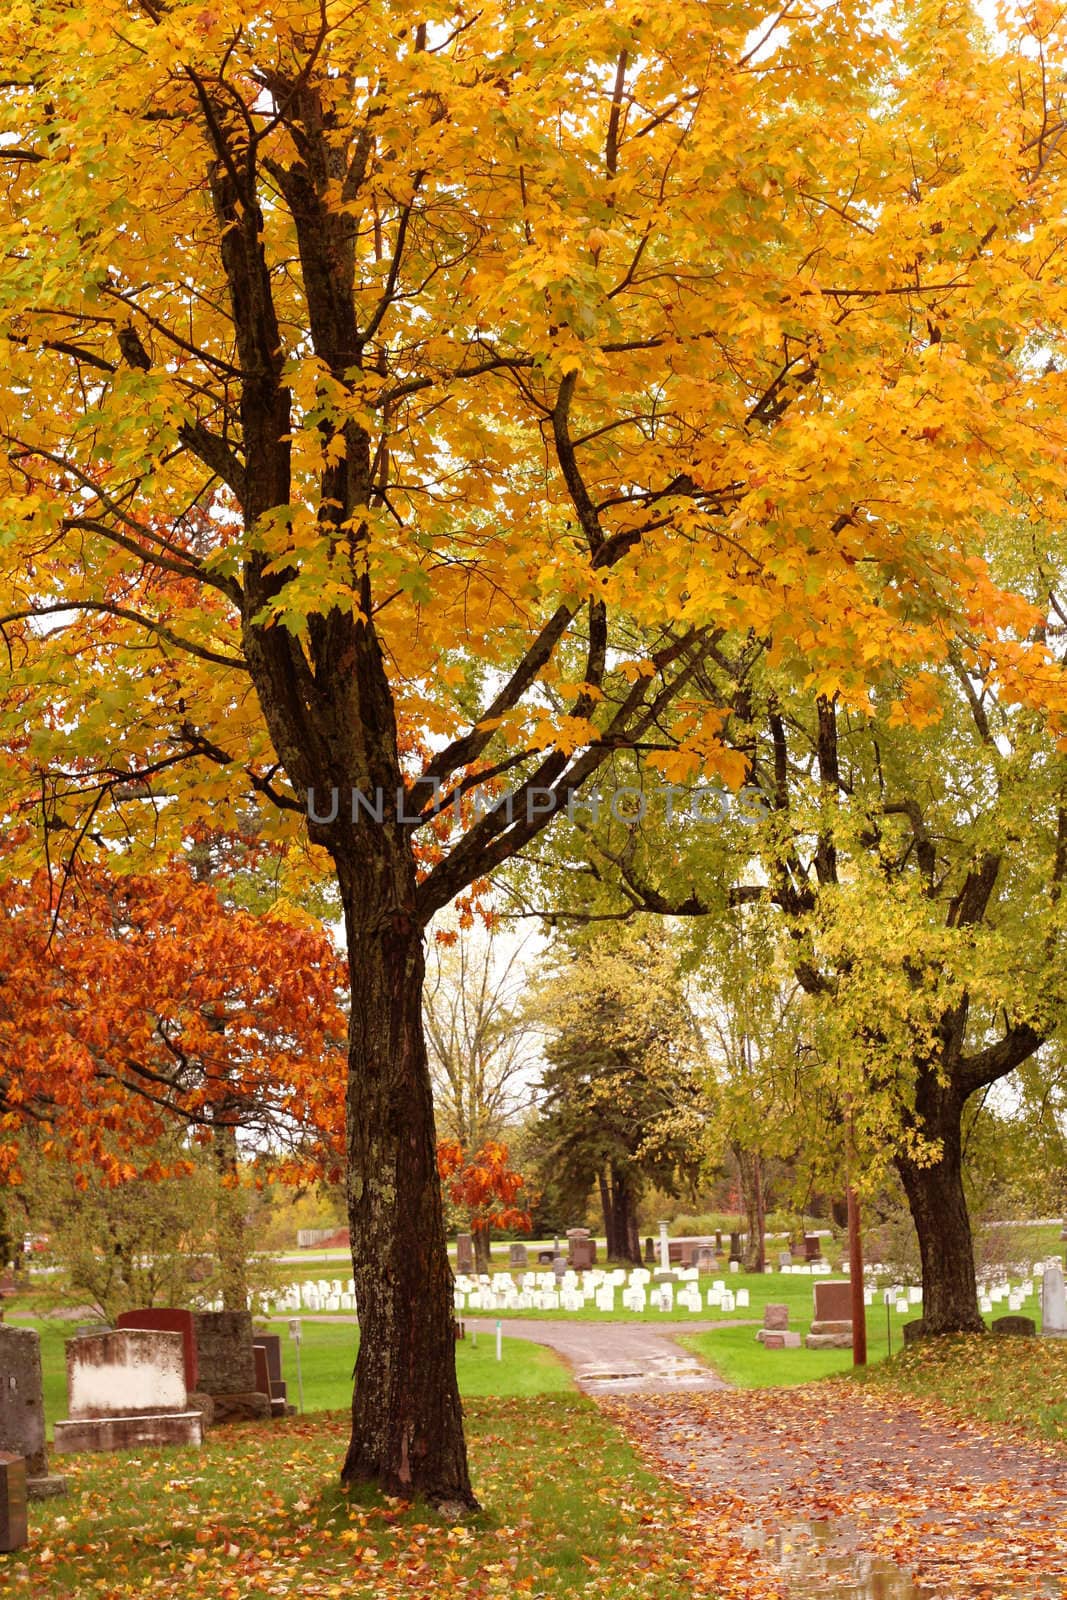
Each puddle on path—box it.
[740,1518,1065,1599]
[741,1520,922,1598]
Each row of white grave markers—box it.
[249,1255,1062,1320]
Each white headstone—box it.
[1041,1262,1067,1335]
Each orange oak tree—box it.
[4,0,1067,1501]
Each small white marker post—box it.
[288,1317,304,1414]
[496,1319,502,1362]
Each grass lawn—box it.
[15,1318,572,1436]
[5,1400,726,1600]
[858,1332,1067,1445]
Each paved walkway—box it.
[606,1385,1067,1597]
[464,1317,736,1394]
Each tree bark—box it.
[734,1144,766,1272]
[894,1072,985,1335]
[339,886,475,1509]
[473,1227,492,1275]
[213,1122,249,1313]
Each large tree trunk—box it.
[734,1144,766,1273]
[339,881,475,1509]
[473,1227,492,1275]
[599,1165,640,1264]
[894,1074,984,1335]
[213,1121,249,1313]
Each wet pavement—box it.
[463,1317,734,1393]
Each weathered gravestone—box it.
[778,1250,794,1270]
[1041,1262,1067,1338]
[756,1304,800,1347]
[456,1233,475,1274]
[252,1336,290,1417]
[192,1312,270,1423]
[992,1314,1037,1337]
[805,1279,854,1348]
[804,1234,820,1262]
[0,1326,67,1498]
[0,1453,27,1552]
[54,1329,203,1453]
[643,1237,655,1264]
[571,1238,596,1269]
[728,1232,742,1263]
[694,1246,717,1273]
[508,1242,528,1269]
[116,1309,197,1389]
[117,1307,214,1427]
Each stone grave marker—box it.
[643,1236,655,1264]
[508,1242,528,1269]
[756,1304,800,1348]
[570,1237,596,1269]
[805,1279,854,1348]
[456,1234,475,1274]
[694,1245,716,1273]
[992,1315,1037,1337]
[193,1311,271,1422]
[0,1326,66,1498]
[804,1234,820,1262]
[253,1334,289,1415]
[728,1232,742,1262]
[116,1308,198,1393]
[0,1453,27,1552]
[1041,1261,1067,1337]
[54,1329,203,1453]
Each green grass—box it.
[858,1332,1067,1445]
[12,1316,572,1436]
[266,1318,573,1413]
[5,1399,720,1599]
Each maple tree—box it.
[5,0,1067,1499]
[437,1137,532,1272]
[0,859,348,1186]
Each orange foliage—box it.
[437,1140,533,1235]
[0,860,348,1186]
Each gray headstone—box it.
[0,1327,47,1477]
[455,1234,475,1274]
[1041,1262,1067,1335]
[192,1312,256,1395]
[508,1242,528,1269]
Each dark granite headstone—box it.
[813,1280,853,1323]
[902,1319,926,1344]
[643,1237,655,1264]
[992,1314,1037,1337]
[729,1232,742,1263]
[714,1230,723,1251]
[0,1453,27,1552]
[804,1234,820,1262]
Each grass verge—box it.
[856,1331,1067,1446]
[5,1399,723,1599]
